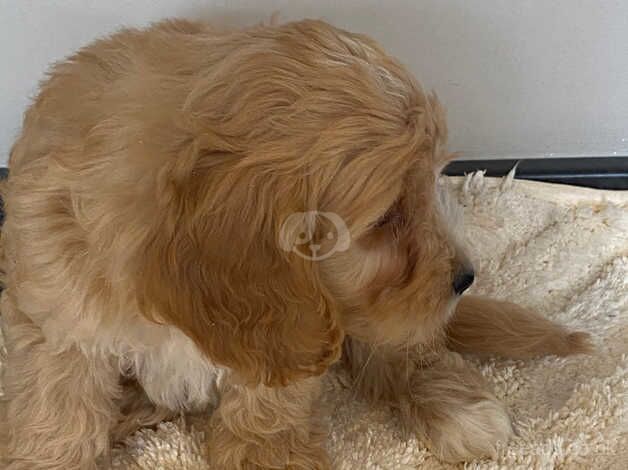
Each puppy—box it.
[1,19,590,469]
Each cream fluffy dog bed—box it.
[1,173,627,469]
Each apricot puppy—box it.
[1,19,590,469]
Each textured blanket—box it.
[1,173,627,469]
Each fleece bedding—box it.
[1,173,626,469]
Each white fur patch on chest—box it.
[41,305,225,412]
[122,327,226,411]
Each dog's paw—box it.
[422,395,513,462]
[558,331,594,356]
[398,351,514,462]
[208,414,331,470]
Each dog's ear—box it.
[136,150,344,386]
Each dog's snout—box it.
[453,269,475,295]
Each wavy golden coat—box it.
[1,19,590,469]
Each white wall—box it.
[1,0,627,166]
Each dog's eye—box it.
[373,206,404,229]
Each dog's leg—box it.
[111,378,177,443]
[446,295,592,359]
[342,337,512,462]
[208,375,330,469]
[2,295,121,470]
[397,350,513,462]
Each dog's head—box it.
[137,20,470,386]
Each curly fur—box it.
[1,18,591,469]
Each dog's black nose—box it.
[453,269,475,295]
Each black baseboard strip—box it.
[444,156,628,190]
[0,168,5,226]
